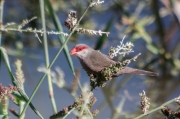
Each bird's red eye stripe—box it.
[70,45,88,55]
[76,46,87,52]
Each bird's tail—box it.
[113,67,158,77]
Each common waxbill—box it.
[70,44,158,77]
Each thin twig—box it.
[0,28,68,36]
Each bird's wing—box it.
[85,50,116,72]
[113,67,158,76]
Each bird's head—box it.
[70,44,92,59]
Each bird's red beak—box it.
[70,48,77,55]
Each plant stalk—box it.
[39,0,57,113]
[19,1,92,118]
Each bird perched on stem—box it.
[70,44,158,77]
[70,44,158,89]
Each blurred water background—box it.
[1,0,180,119]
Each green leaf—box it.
[146,44,159,54]
[0,115,7,119]
[0,47,44,119]
[95,17,114,50]
[12,91,24,102]
[134,22,152,44]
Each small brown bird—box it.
[70,44,158,77]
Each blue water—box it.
[1,0,180,119]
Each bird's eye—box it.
[79,48,82,50]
